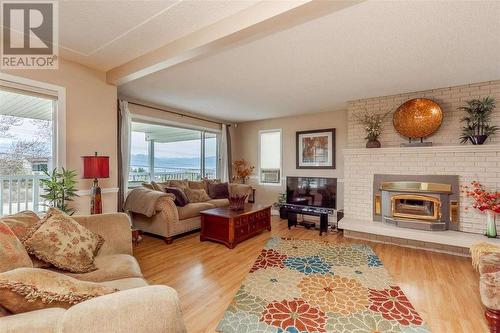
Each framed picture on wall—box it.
[296,128,335,169]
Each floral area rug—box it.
[217,237,430,333]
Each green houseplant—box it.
[40,168,79,215]
[273,193,287,219]
[459,96,498,145]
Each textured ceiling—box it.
[118,0,500,122]
[59,0,259,70]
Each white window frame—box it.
[0,73,66,168]
[258,128,282,186]
[129,116,221,185]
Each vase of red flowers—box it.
[463,181,500,238]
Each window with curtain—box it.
[128,121,219,186]
[259,129,282,184]
[0,85,57,214]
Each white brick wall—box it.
[347,80,500,148]
[344,146,500,234]
[344,80,500,235]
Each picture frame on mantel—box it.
[296,128,336,169]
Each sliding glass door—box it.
[129,121,219,187]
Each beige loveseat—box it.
[0,213,186,333]
[129,181,252,244]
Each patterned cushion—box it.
[165,187,189,207]
[205,179,221,187]
[184,188,211,203]
[23,209,104,273]
[168,179,189,189]
[208,182,229,199]
[0,268,117,314]
[141,183,155,190]
[0,211,40,239]
[0,222,33,273]
[149,181,164,192]
[0,211,51,268]
[188,180,207,191]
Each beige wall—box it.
[1,59,118,214]
[232,110,347,209]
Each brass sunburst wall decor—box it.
[393,98,443,146]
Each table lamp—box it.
[82,152,109,214]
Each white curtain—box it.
[220,124,229,182]
[119,100,132,205]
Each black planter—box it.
[469,135,488,145]
[279,206,288,219]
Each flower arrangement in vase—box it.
[232,159,255,184]
[353,109,391,148]
[463,181,500,238]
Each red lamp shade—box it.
[82,155,109,179]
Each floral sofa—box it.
[129,180,252,244]
[0,212,186,333]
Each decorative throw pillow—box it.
[168,179,189,189]
[208,182,229,199]
[0,212,50,268]
[141,182,155,190]
[0,268,117,314]
[0,222,33,273]
[0,211,40,239]
[188,180,207,191]
[184,188,211,203]
[23,211,104,273]
[149,181,164,192]
[205,179,221,187]
[165,187,189,207]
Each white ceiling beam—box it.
[106,0,364,85]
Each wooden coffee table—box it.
[200,203,271,249]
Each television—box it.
[286,177,337,209]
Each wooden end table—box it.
[200,203,271,249]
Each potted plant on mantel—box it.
[459,96,498,145]
[463,181,500,238]
[353,110,391,148]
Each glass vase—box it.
[486,210,498,238]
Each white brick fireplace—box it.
[339,80,500,254]
[343,145,500,235]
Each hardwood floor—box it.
[134,217,487,333]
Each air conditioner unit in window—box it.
[261,169,280,183]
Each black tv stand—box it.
[285,205,329,236]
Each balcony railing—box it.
[128,168,217,187]
[0,175,47,216]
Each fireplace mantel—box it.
[344,144,500,155]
